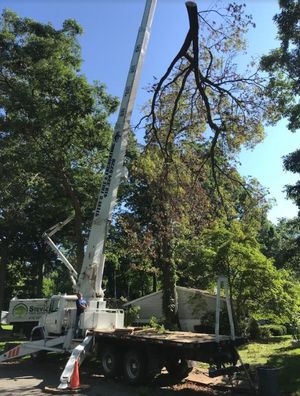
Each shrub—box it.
[247,318,261,340]
[259,326,272,339]
[124,305,140,327]
[148,316,166,332]
[288,316,300,341]
[292,322,300,342]
[284,322,294,335]
[260,324,287,337]
[268,324,286,336]
[195,310,230,334]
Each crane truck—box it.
[4,215,76,338]
[0,0,246,390]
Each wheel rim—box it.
[103,353,114,373]
[127,357,140,379]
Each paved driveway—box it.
[0,355,250,396]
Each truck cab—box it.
[38,295,77,335]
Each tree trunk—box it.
[162,266,179,329]
[60,169,85,271]
[152,272,157,293]
[160,238,180,329]
[0,254,8,320]
[36,258,45,297]
[156,163,181,330]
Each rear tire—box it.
[165,358,193,380]
[30,328,47,362]
[123,348,146,384]
[100,345,120,379]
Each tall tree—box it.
[199,220,300,326]
[261,0,300,132]
[261,1,300,213]
[259,217,300,274]
[283,150,300,214]
[133,2,275,326]
[0,10,118,306]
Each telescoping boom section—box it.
[76,0,157,301]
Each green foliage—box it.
[261,1,300,216]
[261,324,287,337]
[42,270,73,297]
[113,1,277,328]
[260,218,300,273]
[196,221,300,327]
[259,326,272,339]
[261,1,300,131]
[123,305,140,327]
[283,151,300,212]
[292,321,300,342]
[247,318,289,340]
[247,318,261,340]
[194,310,230,334]
[147,316,166,333]
[0,10,118,305]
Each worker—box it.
[75,292,87,338]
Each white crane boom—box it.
[43,215,78,286]
[76,0,157,299]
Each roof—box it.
[123,286,220,307]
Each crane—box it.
[76,0,156,303]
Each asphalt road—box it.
[0,355,237,396]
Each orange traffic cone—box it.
[69,359,80,389]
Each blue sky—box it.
[1,0,299,223]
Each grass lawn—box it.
[1,325,13,330]
[238,335,300,395]
[0,324,17,350]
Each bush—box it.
[124,305,140,327]
[292,322,300,341]
[246,319,287,339]
[148,316,166,332]
[247,318,261,340]
[259,326,271,339]
[284,322,295,335]
[195,310,230,334]
[260,324,287,336]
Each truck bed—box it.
[93,327,245,365]
[94,327,237,343]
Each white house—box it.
[123,286,225,332]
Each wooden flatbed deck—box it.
[93,327,245,367]
[94,327,236,345]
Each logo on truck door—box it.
[12,303,28,318]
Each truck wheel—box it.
[23,323,35,340]
[123,348,146,384]
[100,345,120,378]
[30,328,47,362]
[165,358,193,380]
